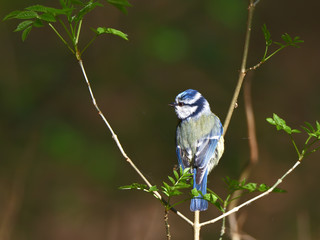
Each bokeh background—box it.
[1,0,320,239]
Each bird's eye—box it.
[178,102,184,107]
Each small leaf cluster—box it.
[162,167,193,198]
[267,113,301,135]
[260,24,304,64]
[224,176,285,194]
[267,113,320,160]
[119,167,193,210]
[200,189,224,211]
[3,0,130,58]
[4,3,73,41]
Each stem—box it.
[48,23,75,54]
[200,160,301,227]
[263,46,285,62]
[194,211,200,240]
[247,46,284,71]
[304,135,314,147]
[58,18,73,42]
[78,60,152,186]
[69,22,75,42]
[78,59,194,226]
[164,209,171,240]
[75,19,82,45]
[223,0,256,136]
[219,200,229,240]
[290,135,301,159]
[262,45,269,61]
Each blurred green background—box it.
[1,0,320,239]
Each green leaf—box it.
[191,188,199,197]
[301,126,311,134]
[26,4,73,16]
[107,0,132,14]
[22,25,32,41]
[304,122,315,132]
[38,13,56,22]
[243,182,257,192]
[170,189,182,196]
[262,24,272,46]
[74,1,103,24]
[203,193,224,211]
[14,20,33,32]
[282,33,292,44]
[183,167,191,176]
[173,169,179,180]
[162,181,170,190]
[257,184,286,193]
[26,5,54,13]
[272,187,286,193]
[267,113,299,135]
[203,193,218,202]
[33,18,44,28]
[148,185,159,192]
[257,183,270,192]
[94,27,128,40]
[266,117,275,125]
[293,36,304,45]
[283,125,292,134]
[175,182,191,189]
[168,176,175,185]
[291,129,302,134]
[3,10,22,21]
[14,10,39,20]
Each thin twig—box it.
[77,59,194,226]
[164,209,171,240]
[223,0,256,136]
[75,19,82,46]
[200,160,301,227]
[48,23,74,54]
[79,59,155,189]
[219,209,227,240]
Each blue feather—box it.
[190,168,208,211]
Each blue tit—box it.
[170,89,224,211]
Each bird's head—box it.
[169,89,211,120]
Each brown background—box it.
[1,0,319,239]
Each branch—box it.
[194,211,200,240]
[200,160,301,227]
[223,0,257,136]
[78,59,194,226]
[164,209,171,240]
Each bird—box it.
[170,89,224,211]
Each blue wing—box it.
[194,119,223,184]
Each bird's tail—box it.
[190,168,208,211]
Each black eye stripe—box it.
[177,102,193,107]
[178,96,204,107]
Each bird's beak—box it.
[168,102,176,107]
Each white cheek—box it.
[176,106,198,119]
